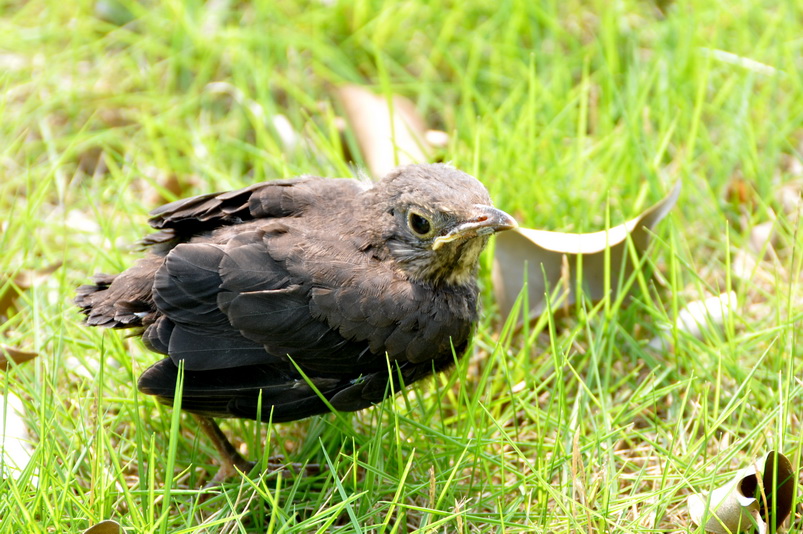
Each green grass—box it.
[1,0,802,532]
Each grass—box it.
[1,0,802,531]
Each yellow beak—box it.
[432,205,517,250]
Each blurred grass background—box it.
[1,0,802,532]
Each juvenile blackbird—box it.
[76,163,516,481]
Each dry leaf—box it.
[144,173,197,207]
[732,247,761,287]
[687,451,795,533]
[94,0,135,26]
[776,182,802,218]
[0,345,38,370]
[0,53,28,71]
[0,392,33,479]
[747,222,776,256]
[647,292,736,351]
[492,182,680,320]
[700,48,781,76]
[425,129,449,148]
[732,219,784,286]
[62,209,103,244]
[336,85,439,178]
[0,263,62,318]
[83,520,121,534]
[271,113,301,152]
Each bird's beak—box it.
[432,205,518,250]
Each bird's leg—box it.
[192,415,320,485]
[192,414,256,483]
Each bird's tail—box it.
[75,256,161,329]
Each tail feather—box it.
[75,256,162,328]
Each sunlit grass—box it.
[1,0,801,532]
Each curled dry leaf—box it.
[424,129,450,148]
[83,520,121,534]
[776,181,802,218]
[336,84,441,178]
[732,221,782,287]
[0,392,33,479]
[687,451,795,534]
[143,172,198,208]
[647,292,736,351]
[271,113,302,152]
[747,222,777,256]
[492,182,680,320]
[700,48,781,77]
[94,0,135,26]
[0,345,39,370]
[0,263,62,318]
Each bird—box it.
[76,163,517,483]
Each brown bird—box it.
[76,163,516,482]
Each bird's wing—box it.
[143,220,388,370]
[138,227,417,420]
[147,176,366,239]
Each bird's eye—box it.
[407,210,434,238]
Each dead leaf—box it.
[425,129,449,148]
[77,145,108,177]
[492,182,680,320]
[647,292,736,351]
[0,392,33,479]
[271,113,301,152]
[725,175,756,212]
[0,263,62,318]
[0,280,22,318]
[83,520,121,534]
[700,49,781,77]
[0,53,29,71]
[687,451,795,533]
[748,222,776,256]
[94,0,135,26]
[336,85,440,178]
[144,173,195,207]
[776,181,802,218]
[0,345,38,370]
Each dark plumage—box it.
[77,163,516,480]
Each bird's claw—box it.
[261,456,320,477]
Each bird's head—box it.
[364,164,517,287]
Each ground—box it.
[0,0,801,532]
